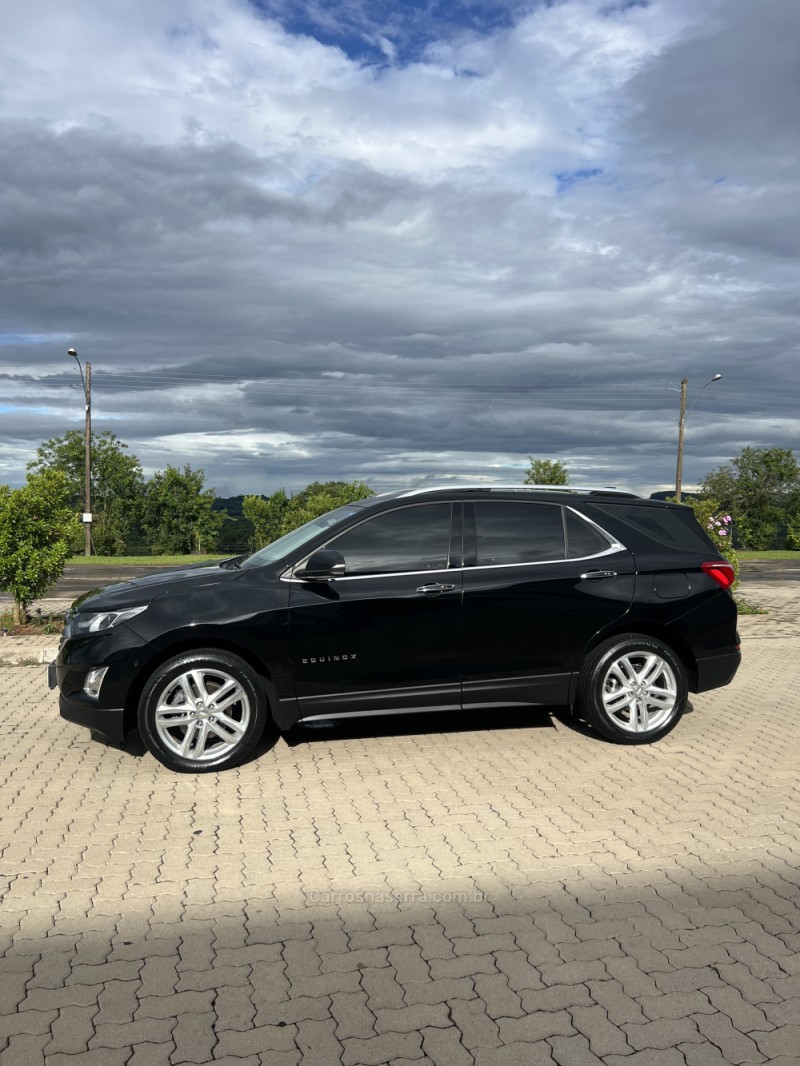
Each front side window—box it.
[327,504,453,576]
[473,502,566,565]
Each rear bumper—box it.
[694,648,741,693]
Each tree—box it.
[243,481,373,549]
[283,481,374,533]
[700,447,800,549]
[243,490,290,550]
[213,497,256,553]
[524,459,570,485]
[0,470,81,623]
[28,430,145,555]
[142,465,225,554]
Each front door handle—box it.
[580,570,618,580]
[416,583,456,595]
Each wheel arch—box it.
[122,636,279,739]
[572,623,698,701]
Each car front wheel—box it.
[137,649,268,772]
[577,635,687,744]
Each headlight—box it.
[73,605,148,633]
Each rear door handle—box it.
[416,583,456,595]
[580,570,618,580]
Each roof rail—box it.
[395,484,641,499]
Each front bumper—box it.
[57,685,128,743]
[51,623,152,744]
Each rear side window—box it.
[565,510,613,558]
[327,503,453,575]
[590,504,717,553]
[473,502,565,565]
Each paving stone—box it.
[2,600,800,1066]
[623,1017,703,1050]
[45,1049,133,1066]
[330,990,377,1040]
[751,1025,800,1059]
[342,1030,422,1065]
[473,1041,557,1065]
[46,1004,100,1055]
[498,1009,575,1044]
[374,1003,450,1034]
[125,1040,177,1066]
[254,995,332,1027]
[294,1018,345,1066]
[568,1004,634,1057]
[519,984,594,1013]
[427,953,497,981]
[547,1033,605,1066]
[472,972,525,1018]
[692,1011,768,1064]
[421,1024,474,1065]
[604,1052,687,1066]
[214,1023,299,1057]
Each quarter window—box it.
[566,510,612,558]
[327,504,452,575]
[473,502,565,565]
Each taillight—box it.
[701,561,736,589]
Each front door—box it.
[287,502,463,723]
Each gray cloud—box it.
[1,0,798,500]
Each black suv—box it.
[51,486,740,772]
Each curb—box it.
[0,640,59,666]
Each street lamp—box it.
[68,348,92,556]
[675,373,722,502]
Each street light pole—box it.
[675,373,722,502]
[68,349,92,556]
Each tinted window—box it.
[241,505,364,568]
[566,509,612,558]
[590,504,716,553]
[473,502,565,565]
[328,504,452,575]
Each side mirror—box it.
[296,549,346,581]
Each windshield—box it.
[238,505,363,568]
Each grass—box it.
[1,607,64,636]
[737,550,799,561]
[736,598,767,615]
[67,554,227,566]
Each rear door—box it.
[461,500,636,709]
[286,502,463,722]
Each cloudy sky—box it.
[1,0,798,499]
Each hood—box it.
[71,561,246,613]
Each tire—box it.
[137,649,268,772]
[577,635,687,744]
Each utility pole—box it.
[674,373,722,502]
[675,378,688,502]
[84,361,92,556]
[68,349,92,556]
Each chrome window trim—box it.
[279,501,627,581]
[281,543,626,582]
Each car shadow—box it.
[282,705,556,747]
[87,699,696,766]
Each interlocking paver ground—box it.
[1,578,798,1065]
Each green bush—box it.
[786,514,800,551]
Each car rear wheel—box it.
[577,635,687,744]
[138,649,268,772]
